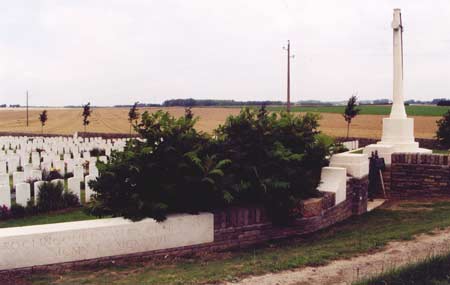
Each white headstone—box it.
[85,175,96,202]
[12,172,25,186]
[67,177,81,200]
[15,183,31,206]
[34,180,45,203]
[0,184,11,208]
[30,170,42,181]
[74,165,84,179]
[0,161,7,174]
[0,174,9,185]
[23,164,33,180]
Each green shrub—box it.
[215,107,328,223]
[88,109,231,222]
[36,181,79,212]
[436,110,450,148]
[63,192,80,207]
[90,148,105,157]
[10,204,26,218]
[42,169,63,181]
[88,107,328,224]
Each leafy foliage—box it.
[82,102,92,132]
[436,110,450,148]
[215,107,328,223]
[128,102,140,135]
[42,169,63,181]
[88,108,231,222]
[90,148,105,157]
[39,110,48,134]
[88,107,328,224]
[36,181,79,212]
[343,95,361,138]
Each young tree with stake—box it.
[82,103,92,134]
[128,102,140,135]
[343,95,361,139]
[39,110,48,134]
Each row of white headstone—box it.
[0,135,129,208]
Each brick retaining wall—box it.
[388,153,450,196]
[0,177,368,275]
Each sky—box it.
[1,1,450,106]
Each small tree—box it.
[128,102,139,135]
[436,110,450,148]
[82,103,92,133]
[39,110,48,134]
[343,95,361,139]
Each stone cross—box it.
[390,8,407,119]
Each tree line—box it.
[162,99,284,107]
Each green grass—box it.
[267,105,450,117]
[16,200,450,285]
[0,208,98,229]
[433,149,450,154]
[356,253,450,285]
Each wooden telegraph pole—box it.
[26,90,29,127]
[283,40,295,112]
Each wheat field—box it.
[0,107,439,139]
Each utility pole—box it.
[283,40,295,112]
[26,90,29,127]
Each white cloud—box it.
[0,0,449,106]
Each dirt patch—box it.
[231,228,450,285]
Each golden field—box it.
[0,107,439,139]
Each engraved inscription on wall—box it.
[0,213,214,270]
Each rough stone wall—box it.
[0,177,368,275]
[390,153,450,196]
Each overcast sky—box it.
[1,1,450,106]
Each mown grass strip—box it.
[0,208,97,229]
[17,200,450,285]
[267,105,450,117]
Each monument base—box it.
[363,117,431,164]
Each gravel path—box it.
[230,228,450,285]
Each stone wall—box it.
[388,153,450,196]
[0,177,368,275]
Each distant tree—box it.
[39,110,48,134]
[128,102,140,135]
[343,95,361,139]
[437,100,450,106]
[82,103,92,133]
[436,110,450,148]
[184,106,194,121]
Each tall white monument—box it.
[364,9,431,163]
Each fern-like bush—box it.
[88,107,328,224]
[88,109,231,222]
[215,107,328,223]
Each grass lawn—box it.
[267,105,450,117]
[357,253,450,285]
[14,200,450,285]
[0,208,98,229]
[433,149,450,154]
